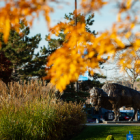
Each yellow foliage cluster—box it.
[80,0,108,13]
[46,18,127,91]
[0,0,140,91]
[0,0,54,42]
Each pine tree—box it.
[0,52,12,85]
[0,20,58,86]
[22,45,55,81]
[79,73,106,91]
[0,21,43,84]
[60,82,90,103]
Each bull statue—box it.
[90,83,140,121]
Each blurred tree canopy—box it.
[46,12,106,103]
[0,0,140,91]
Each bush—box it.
[106,135,115,140]
[0,80,86,140]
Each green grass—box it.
[71,125,140,140]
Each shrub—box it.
[106,135,115,140]
[0,80,86,140]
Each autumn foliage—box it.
[0,0,140,91]
[0,0,53,42]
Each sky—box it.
[28,1,121,81]
[29,1,117,49]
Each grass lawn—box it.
[71,125,140,140]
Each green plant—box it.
[0,80,86,140]
[60,82,90,103]
[106,135,115,140]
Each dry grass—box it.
[0,79,86,140]
[0,80,57,108]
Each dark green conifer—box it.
[0,21,43,83]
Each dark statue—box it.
[90,83,140,121]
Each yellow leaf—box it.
[70,64,76,73]
[88,52,95,58]
[89,71,94,76]
[117,13,121,22]
[136,60,140,64]
[126,0,132,9]
[125,32,131,39]
[130,23,135,29]
[134,40,140,50]
[4,18,10,43]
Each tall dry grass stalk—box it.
[0,79,57,109]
